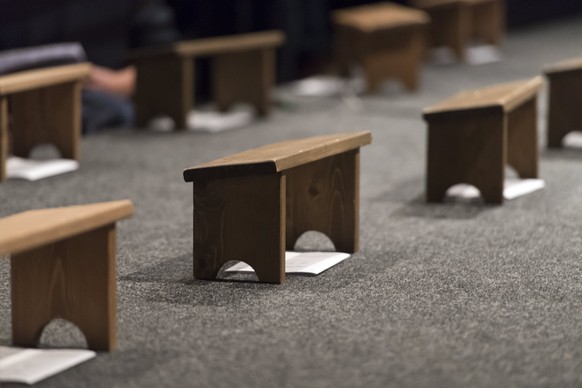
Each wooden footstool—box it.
[0,200,134,351]
[332,2,429,93]
[411,0,505,61]
[544,57,582,148]
[423,77,543,204]
[183,131,372,284]
[0,63,90,182]
[131,31,285,129]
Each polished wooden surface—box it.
[423,77,543,118]
[0,63,90,96]
[184,131,371,181]
[332,2,429,32]
[0,200,133,255]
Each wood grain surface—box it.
[0,200,133,255]
[423,77,543,118]
[193,174,286,283]
[131,31,284,60]
[184,131,371,181]
[11,224,117,351]
[0,63,90,96]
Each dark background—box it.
[1,0,581,81]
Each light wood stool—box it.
[132,31,285,129]
[331,2,429,93]
[411,0,505,61]
[0,63,90,182]
[544,57,582,148]
[423,77,543,204]
[0,200,133,351]
[183,132,372,283]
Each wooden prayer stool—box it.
[0,63,90,182]
[183,131,372,284]
[0,200,134,351]
[131,31,285,129]
[423,77,543,204]
[544,57,582,148]
[411,0,505,61]
[331,2,429,93]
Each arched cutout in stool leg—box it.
[285,150,360,254]
[11,224,117,351]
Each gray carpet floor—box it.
[1,16,582,388]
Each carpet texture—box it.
[1,16,582,388]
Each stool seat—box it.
[424,77,543,117]
[332,3,429,32]
[0,200,133,255]
[184,132,371,181]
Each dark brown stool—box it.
[132,31,285,129]
[424,77,543,204]
[332,2,429,93]
[0,200,134,351]
[183,132,372,283]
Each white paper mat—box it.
[6,156,79,181]
[226,251,350,275]
[446,178,545,201]
[0,346,95,385]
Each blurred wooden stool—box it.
[0,200,134,351]
[0,63,90,182]
[332,2,429,93]
[544,57,582,148]
[423,77,543,204]
[132,31,285,129]
[183,131,372,283]
[412,0,505,61]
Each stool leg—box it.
[11,82,82,160]
[212,49,275,117]
[508,97,538,178]
[547,75,582,148]
[134,57,193,130]
[426,113,505,204]
[11,224,117,351]
[0,97,8,181]
[193,175,285,283]
[286,151,359,253]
